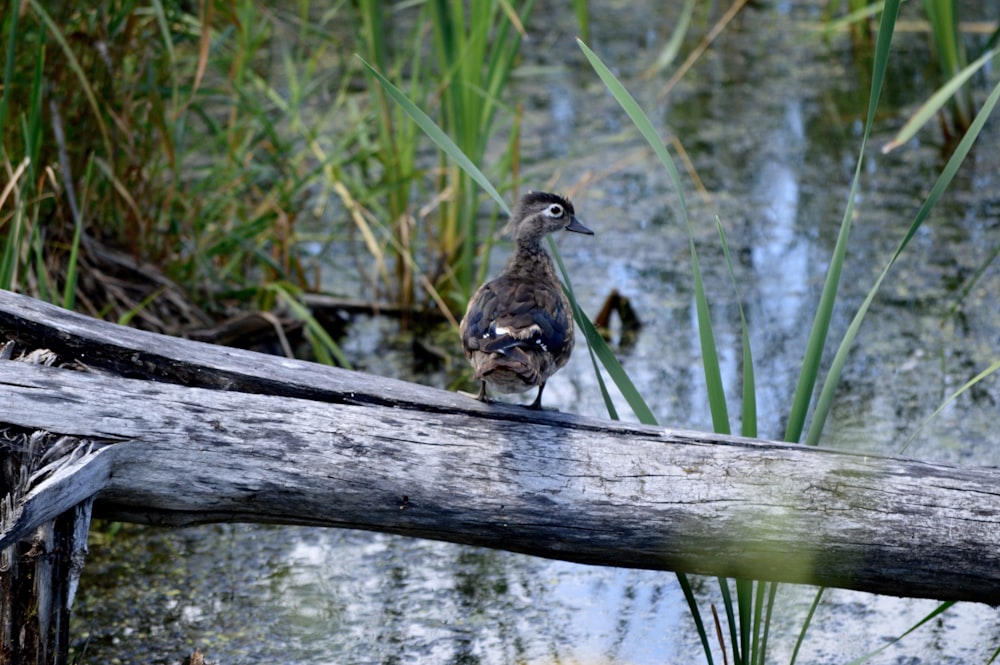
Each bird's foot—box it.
[526,383,547,410]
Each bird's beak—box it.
[565,215,594,235]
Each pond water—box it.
[71,2,1000,663]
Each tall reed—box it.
[829,0,1000,147]
[582,2,1000,662]
[1,1,152,304]
[0,2,352,362]
[427,0,534,306]
[369,0,1000,662]
[351,0,424,313]
[922,0,973,136]
[344,0,535,317]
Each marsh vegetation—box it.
[2,0,999,663]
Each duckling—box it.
[460,191,594,409]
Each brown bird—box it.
[460,191,594,409]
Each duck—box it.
[460,191,594,409]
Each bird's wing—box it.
[462,278,571,356]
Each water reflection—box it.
[750,98,807,334]
[73,522,1000,664]
[76,524,704,664]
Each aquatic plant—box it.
[827,0,1000,148]
[369,0,1000,662]
[4,0,997,660]
[425,0,535,307]
[0,1,355,361]
[0,0,589,346]
[921,0,974,138]
[581,3,1000,663]
[350,0,424,315]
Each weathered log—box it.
[1,289,1000,623]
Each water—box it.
[71,2,1000,663]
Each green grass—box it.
[425,0,534,306]
[0,2,358,360]
[0,0,536,352]
[351,0,424,313]
[1,0,538,350]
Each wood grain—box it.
[2,290,999,605]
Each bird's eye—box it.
[545,204,564,218]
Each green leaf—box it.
[646,0,696,75]
[576,40,690,221]
[717,216,757,438]
[357,55,510,216]
[577,35,733,665]
[806,71,1000,446]
[899,359,1000,454]
[818,1,885,39]
[843,601,955,665]
[267,283,352,369]
[789,587,824,665]
[678,572,716,665]
[551,238,656,425]
[883,47,996,153]
[785,0,901,444]
[577,38,731,433]
[718,578,741,665]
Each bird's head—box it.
[508,191,594,244]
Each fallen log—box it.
[2,289,999,662]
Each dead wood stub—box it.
[1,428,95,665]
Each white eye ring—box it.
[545,204,564,218]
